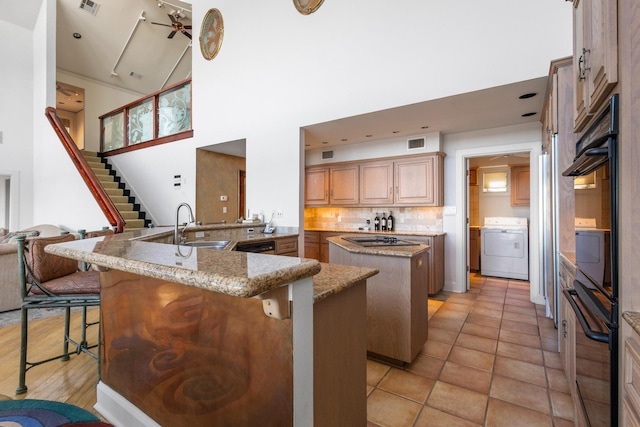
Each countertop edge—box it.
[326,236,430,257]
[313,263,378,303]
[305,228,444,237]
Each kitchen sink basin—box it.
[182,240,231,250]
[343,236,419,247]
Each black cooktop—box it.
[342,236,420,247]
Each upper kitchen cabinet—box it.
[330,165,360,205]
[306,153,444,207]
[305,167,330,205]
[573,0,618,132]
[510,165,530,207]
[359,160,394,205]
[394,154,444,206]
[305,165,359,206]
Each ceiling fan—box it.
[151,13,192,40]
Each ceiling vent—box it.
[407,137,426,150]
[322,150,334,160]
[79,0,100,16]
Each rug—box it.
[0,399,112,426]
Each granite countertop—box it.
[305,228,444,237]
[313,263,378,302]
[326,235,430,258]
[44,225,377,302]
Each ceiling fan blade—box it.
[168,31,177,39]
[168,14,177,23]
[181,30,192,40]
[151,22,172,27]
[183,25,192,30]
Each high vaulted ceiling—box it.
[56,0,193,96]
[4,1,553,152]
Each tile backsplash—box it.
[304,207,443,233]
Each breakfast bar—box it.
[45,225,378,427]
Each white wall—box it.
[0,18,34,230]
[4,1,573,239]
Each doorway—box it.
[455,142,544,305]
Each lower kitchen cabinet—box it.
[275,236,298,256]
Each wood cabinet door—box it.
[305,167,329,205]
[330,165,359,205]
[573,0,618,132]
[394,156,442,206]
[510,165,530,207]
[360,161,394,205]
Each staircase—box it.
[81,151,151,231]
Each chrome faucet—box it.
[174,202,195,244]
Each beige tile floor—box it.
[366,274,574,427]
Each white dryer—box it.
[481,217,529,281]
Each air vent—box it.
[407,137,426,150]
[322,150,334,159]
[79,0,100,15]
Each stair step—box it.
[120,211,141,220]
[115,203,134,211]
[91,168,110,176]
[101,181,120,189]
[109,195,129,204]
[124,219,146,229]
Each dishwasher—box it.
[234,240,276,254]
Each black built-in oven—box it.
[563,93,618,427]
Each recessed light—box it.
[519,92,537,99]
[322,141,329,144]
[341,138,348,142]
[365,134,372,138]
[392,131,400,134]
[421,126,429,129]
[521,112,537,117]
[73,33,82,39]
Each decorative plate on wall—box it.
[199,8,224,60]
[293,0,325,15]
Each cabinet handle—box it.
[562,319,567,339]
[389,187,392,197]
[578,47,590,81]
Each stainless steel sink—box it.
[182,240,231,250]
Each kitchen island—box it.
[45,225,377,427]
[328,235,430,365]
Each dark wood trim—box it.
[45,107,125,233]
[102,130,193,157]
[99,78,192,119]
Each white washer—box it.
[481,217,529,280]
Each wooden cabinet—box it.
[469,228,480,272]
[330,165,359,205]
[304,231,320,259]
[304,231,341,263]
[359,160,394,205]
[510,165,530,207]
[393,234,445,296]
[469,167,478,186]
[305,153,444,207]
[305,167,330,206]
[573,0,618,132]
[623,334,640,427]
[394,155,444,206]
[305,165,358,206]
[275,236,298,257]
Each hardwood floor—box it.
[0,308,102,418]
